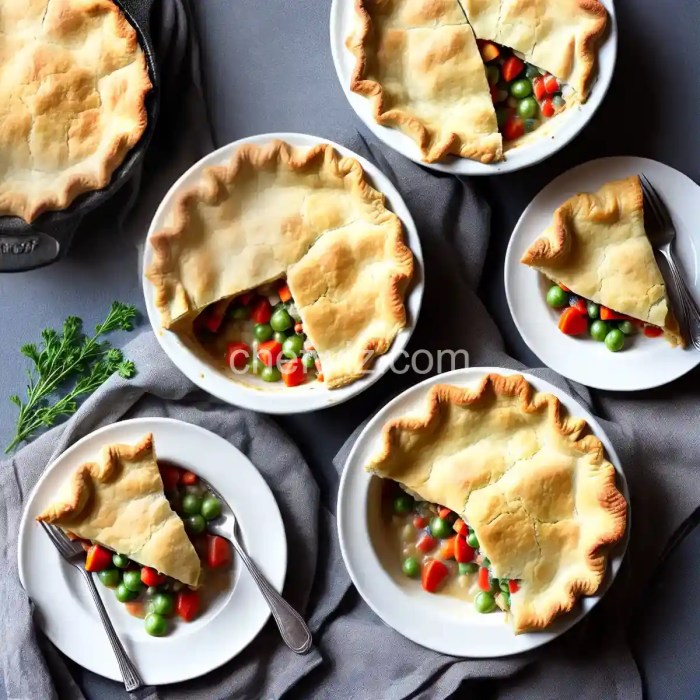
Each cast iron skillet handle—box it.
[0,231,62,272]
[117,0,157,32]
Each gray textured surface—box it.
[1,0,700,697]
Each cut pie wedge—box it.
[521,175,685,346]
[36,434,201,588]
[366,374,627,633]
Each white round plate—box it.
[337,366,629,658]
[143,132,424,414]
[18,418,286,685]
[505,157,700,391]
[329,0,617,175]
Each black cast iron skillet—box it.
[0,0,159,272]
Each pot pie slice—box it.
[460,0,608,101]
[0,0,151,222]
[367,373,627,633]
[147,140,414,389]
[521,176,685,346]
[36,434,201,588]
[347,0,502,163]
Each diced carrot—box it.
[643,325,664,338]
[438,507,452,520]
[558,307,588,335]
[278,283,292,303]
[478,566,491,592]
[176,589,200,622]
[281,358,306,387]
[558,283,571,292]
[85,544,112,572]
[452,518,468,537]
[544,75,560,94]
[258,340,283,367]
[454,536,476,564]
[417,534,437,553]
[532,76,547,101]
[440,536,456,560]
[541,98,555,118]
[569,298,587,315]
[413,515,429,529]
[181,470,198,485]
[502,56,524,82]
[421,559,449,593]
[316,373,324,383]
[508,580,520,594]
[477,39,500,62]
[600,306,629,321]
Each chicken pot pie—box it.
[367,373,627,633]
[521,176,685,347]
[0,0,151,222]
[147,140,414,389]
[347,0,608,163]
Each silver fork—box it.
[198,477,313,654]
[39,522,144,692]
[640,173,700,350]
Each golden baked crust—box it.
[521,176,685,346]
[36,434,201,587]
[460,0,607,101]
[366,373,627,633]
[347,0,502,164]
[0,0,151,222]
[147,140,414,388]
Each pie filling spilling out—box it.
[521,175,686,350]
[147,140,414,389]
[0,0,152,222]
[37,434,232,637]
[366,374,627,633]
[347,0,608,163]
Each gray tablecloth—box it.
[2,0,700,699]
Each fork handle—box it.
[79,568,145,692]
[662,249,700,350]
[230,536,313,654]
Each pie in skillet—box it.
[0,0,151,222]
[146,140,414,389]
[521,176,684,346]
[348,0,608,163]
[36,434,201,587]
[367,373,627,633]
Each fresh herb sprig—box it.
[6,302,138,453]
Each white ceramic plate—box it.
[18,418,286,685]
[337,366,629,658]
[329,0,617,175]
[143,132,424,414]
[505,157,700,391]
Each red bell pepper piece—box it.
[544,75,560,95]
[159,463,181,492]
[532,76,547,101]
[250,298,272,324]
[294,322,304,334]
[508,579,520,594]
[141,567,167,587]
[258,340,283,367]
[502,56,524,82]
[502,116,525,141]
[438,507,452,520]
[238,291,255,306]
[416,534,437,553]
[452,518,468,537]
[541,98,555,118]
[181,470,198,485]
[643,325,664,338]
[569,297,587,315]
[176,589,200,622]
[421,559,449,593]
[278,283,292,303]
[198,301,228,334]
[478,566,491,592]
[558,307,588,335]
[225,341,251,370]
[600,306,629,321]
[454,536,475,563]
[413,515,429,529]
[281,357,306,387]
[206,535,232,568]
[85,544,112,572]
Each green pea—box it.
[605,328,625,352]
[144,612,168,637]
[113,553,130,569]
[123,570,144,592]
[261,366,281,382]
[495,107,509,128]
[254,323,273,342]
[201,496,222,521]
[273,331,288,344]
[590,320,609,342]
[181,493,203,516]
[301,352,316,370]
[282,335,304,359]
[430,517,453,539]
[525,64,540,80]
[97,568,121,588]
[485,65,500,86]
[546,285,568,308]
[270,308,293,332]
[115,582,138,603]
[402,556,421,578]
[459,562,479,575]
[249,357,265,375]
[517,96,538,120]
[510,79,532,98]
[618,321,636,335]
[187,514,206,534]
[467,530,479,549]
[229,306,249,321]
[587,302,600,319]
[500,580,511,593]
[150,592,175,617]
[474,591,497,614]
[393,494,414,515]
[146,586,159,596]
